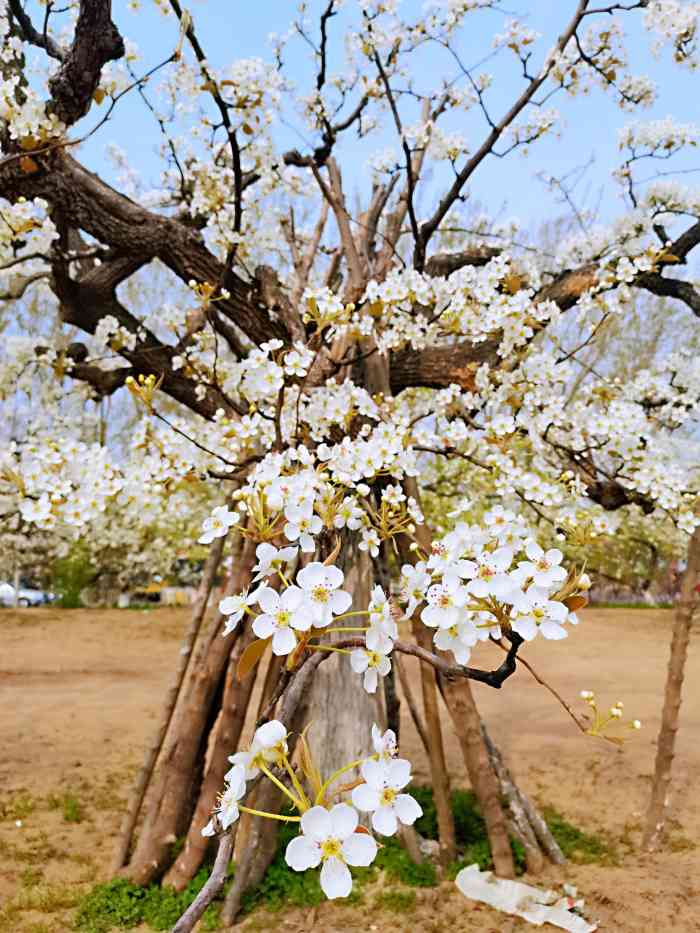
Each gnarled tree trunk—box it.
[306,533,385,784]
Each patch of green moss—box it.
[375,836,437,886]
[544,808,617,865]
[374,888,416,913]
[74,871,223,933]
[73,791,613,929]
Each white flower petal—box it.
[330,589,352,615]
[301,805,332,842]
[285,835,322,871]
[360,758,388,789]
[350,649,369,673]
[386,758,411,790]
[324,565,345,589]
[342,831,378,866]
[257,587,280,614]
[272,626,297,655]
[539,620,568,640]
[394,793,423,826]
[352,784,382,812]
[297,562,325,588]
[320,856,352,899]
[330,803,358,840]
[254,720,286,748]
[252,614,276,639]
[372,805,398,836]
[281,586,305,610]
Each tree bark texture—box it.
[439,677,515,878]
[306,534,385,785]
[123,536,256,885]
[643,524,700,851]
[111,533,226,873]
[163,621,259,890]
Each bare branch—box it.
[419,1,591,253]
[8,0,65,60]
[334,637,523,689]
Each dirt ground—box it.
[1,606,699,932]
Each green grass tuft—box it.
[47,792,84,823]
[72,789,614,930]
[74,871,223,933]
[374,888,416,913]
[544,807,617,864]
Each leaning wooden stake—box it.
[411,620,458,866]
[110,533,227,873]
[439,677,516,878]
[124,536,255,886]
[643,524,700,851]
[163,623,259,889]
[481,722,565,870]
[221,653,323,925]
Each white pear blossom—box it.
[371,723,398,759]
[252,542,298,582]
[352,758,423,836]
[252,585,311,655]
[284,502,322,552]
[199,506,238,544]
[201,764,246,836]
[219,589,258,635]
[511,588,570,641]
[19,495,52,524]
[465,547,517,600]
[420,575,469,629]
[433,618,478,664]
[400,562,431,617]
[295,562,352,626]
[517,542,567,588]
[350,647,391,694]
[285,804,377,899]
[227,720,288,780]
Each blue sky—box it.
[60,1,700,230]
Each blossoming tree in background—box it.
[1,0,700,926]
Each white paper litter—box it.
[455,864,598,932]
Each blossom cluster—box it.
[202,721,422,900]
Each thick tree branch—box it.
[0,150,285,346]
[48,0,125,126]
[424,246,501,276]
[636,271,700,318]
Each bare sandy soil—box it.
[1,606,699,932]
